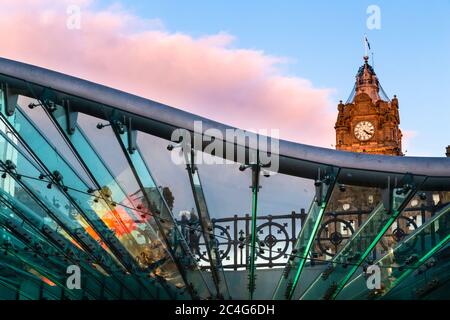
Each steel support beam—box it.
[178,145,231,299]
[108,117,212,299]
[273,167,338,300]
[186,163,231,299]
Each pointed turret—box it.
[354,56,382,102]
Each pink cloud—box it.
[0,0,336,146]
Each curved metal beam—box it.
[0,57,449,189]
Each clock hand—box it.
[364,130,371,135]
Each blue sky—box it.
[95,0,450,156]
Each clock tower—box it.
[335,56,403,156]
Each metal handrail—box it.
[0,57,449,189]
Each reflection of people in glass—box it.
[180,211,190,240]
[188,210,201,256]
[179,209,201,256]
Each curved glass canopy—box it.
[0,57,449,300]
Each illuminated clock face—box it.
[354,121,375,141]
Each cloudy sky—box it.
[1,0,449,156]
[1,0,449,216]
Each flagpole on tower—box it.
[364,34,371,59]
[364,34,369,58]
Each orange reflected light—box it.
[85,203,141,242]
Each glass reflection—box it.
[300,172,425,300]
[338,190,450,300]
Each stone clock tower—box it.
[335,56,403,156]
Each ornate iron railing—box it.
[178,203,439,270]
[211,211,306,270]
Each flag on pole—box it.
[365,35,371,50]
